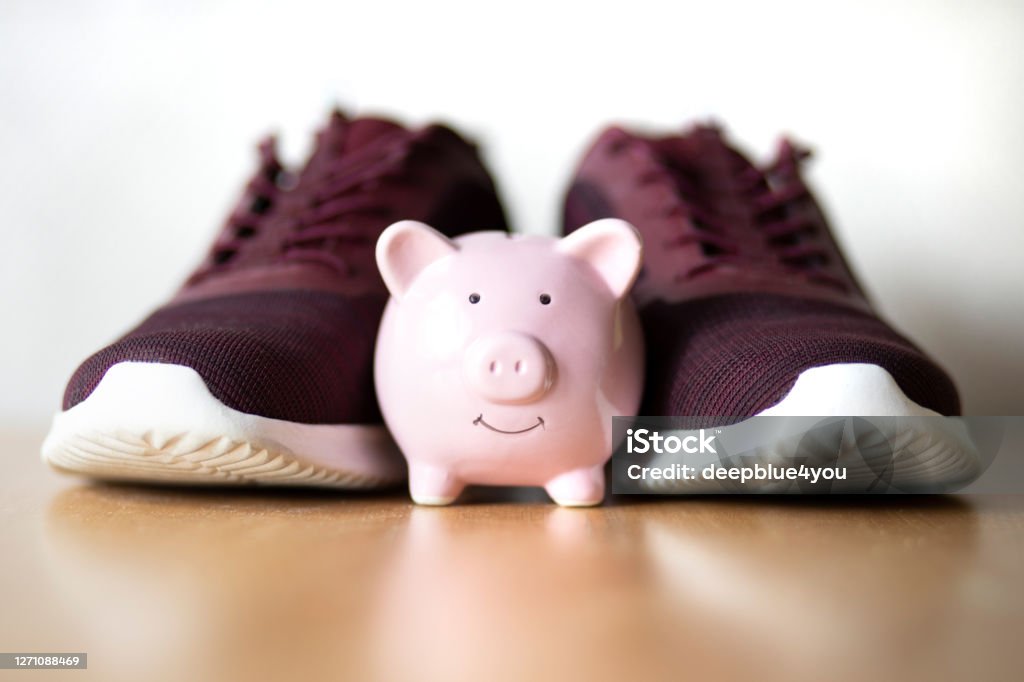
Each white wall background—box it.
[1,0,1022,423]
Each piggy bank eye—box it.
[469,293,481,304]
[539,293,551,305]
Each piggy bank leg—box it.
[544,466,606,507]
[408,464,465,506]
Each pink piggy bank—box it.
[374,219,644,507]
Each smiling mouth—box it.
[473,414,545,434]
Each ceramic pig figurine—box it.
[374,219,644,506]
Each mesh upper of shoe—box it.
[63,290,389,424]
[640,293,960,417]
[564,123,961,416]
[62,111,508,423]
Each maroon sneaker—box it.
[43,110,508,488]
[563,123,961,419]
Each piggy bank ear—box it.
[557,219,643,299]
[376,220,458,299]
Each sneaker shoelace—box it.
[190,130,414,283]
[279,133,412,274]
[206,136,286,268]
[741,140,848,291]
[657,131,848,292]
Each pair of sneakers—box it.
[42,110,961,489]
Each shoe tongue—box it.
[656,125,762,187]
[299,113,407,180]
[341,117,405,152]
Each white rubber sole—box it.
[42,362,406,488]
[756,363,942,418]
[642,363,981,493]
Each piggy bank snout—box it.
[463,332,554,405]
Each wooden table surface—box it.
[1,427,1022,682]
